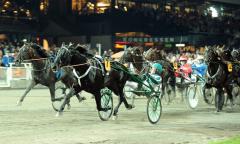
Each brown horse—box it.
[144,48,176,103]
[15,43,85,110]
[52,44,134,118]
[204,46,234,111]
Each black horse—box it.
[52,44,134,117]
[204,46,234,112]
[15,43,84,109]
[120,46,148,74]
[144,48,176,102]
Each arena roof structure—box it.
[211,0,240,5]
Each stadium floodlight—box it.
[176,44,185,47]
[209,6,218,18]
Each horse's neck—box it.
[208,62,220,75]
[72,54,89,73]
[31,58,48,69]
[223,54,233,62]
[132,61,143,73]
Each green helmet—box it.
[152,63,163,73]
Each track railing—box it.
[0,63,32,87]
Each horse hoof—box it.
[55,112,63,117]
[127,104,134,110]
[79,97,86,102]
[67,105,71,110]
[215,110,220,113]
[112,115,118,121]
[16,101,22,106]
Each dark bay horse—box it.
[15,43,84,109]
[52,44,133,117]
[204,46,234,111]
[217,46,240,105]
[119,46,147,74]
[144,48,176,102]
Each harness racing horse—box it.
[204,46,234,112]
[15,43,84,110]
[217,46,240,105]
[120,46,148,74]
[52,44,134,118]
[119,46,151,101]
[144,48,176,103]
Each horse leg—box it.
[169,76,176,98]
[49,84,71,110]
[161,78,166,99]
[56,88,75,116]
[75,93,86,102]
[93,91,111,111]
[216,88,224,112]
[17,80,37,106]
[110,85,133,119]
[162,79,170,104]
[225,86,234,109]
[112,96,123,120]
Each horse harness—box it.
[18,43,51,71]
[72,56,105,87]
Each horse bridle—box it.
[232,49,240,61]
[56,45,93,68]
[18,43,48,62]
[17,43,50,71]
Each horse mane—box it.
[31,43,48,58]
[73,44,94,57]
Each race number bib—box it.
[228,63,232,72]
[104,60,111,71]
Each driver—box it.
[176,55,192,79]
[192,55,207,77]
[148,62,163,84]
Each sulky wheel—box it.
[147,95,162,124]
[203,87,215,105]
[185,85,198,109]
[98,88,113,121]
[123,85,134,99]
[52,86,67,112]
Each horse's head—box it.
[15,43,47,65]
[52,43,72,69]
[144,48,163,61]
[216,45,232,61]
[231,48,240,61]
[121,46,143,63]
[144,48,155,61]
[204,45,219,63]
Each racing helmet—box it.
[196,55,204,60]
[152,63,163,73]
[196,55,204,64]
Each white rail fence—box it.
[0,63,32,88]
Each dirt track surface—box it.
[0,89,240,144]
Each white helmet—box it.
[196,55,204,60]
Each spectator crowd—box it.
[103,4,240,35]
[0,41,22,67]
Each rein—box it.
[31,58,50,72]
[60,56,105,87]
[21,57,48,62]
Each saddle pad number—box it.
[228,63,232,72]
[104,60,111,72]
[173,62,178,70]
